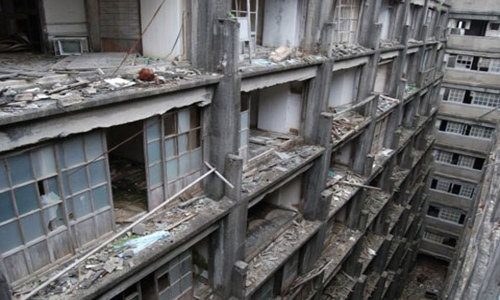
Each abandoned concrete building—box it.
[6,0,498,299]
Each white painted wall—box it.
[258,84,302,134]
[262,0,301,48]
[329,68,359,107]
[379,0,391,40]
[141,0,184,58]
[43,0,87,37]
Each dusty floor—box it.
[401,254,449,299]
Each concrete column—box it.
[212,154,247,298]
[303,113,333,221]
[380,158,395,193]
[353,96,379,175]
[358,209,370,231]
[85,0,101,52]
[347,191,364,229]
[206,19,241,200]
[371,271,388,300]
[374,236,392,273]
[388,25,410,97]
[388,239,406,270]
[320,23,335,56]
[302,0,325,53]
[419,90,431,116]
[351,275,367,300]
[403,98,417,129]
[345,240,364,277]
[358,0,382,48]
[187,0,230,71]
[386,269,403,299]
[232,261,248,299]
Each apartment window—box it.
[434,149,485,170]
[459,184,475,198]
[458,155,475,169]
[156,251,193,299]
[145,106,203,188]
[334,0,361,44]
[424,231,443,243]
[447,89,466,103]
[445,121,466,135]
[469,125,494,139]
[455,55,473,69]
[471,91,500,108]
[489,59,500,73]
[439,208,462,224]
[434,149,453,164]
[491,23,500,30]
[435,179,452,192]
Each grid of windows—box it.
[456,55,473,69]
[446,88,466,103]
[145,107,203,189]
[445,121,466,134]
[434,149,484,170]
[469,126,494,139]
[439,208,462,224]
[489,59,500,73]
[458,155,475,169]
[424,231,443,243]
[431,177,476,199]
[434,149,453,164]
[334,0,361,44]
[471,91,500,108]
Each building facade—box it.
[0,0,450,299]
[420,0,500,264]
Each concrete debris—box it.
[379,39,401,48]
[377,95,399,114]
[242,141,322,195]
[14,93,33,102]
[331,44,371,58]
[132,223,146,235]
[402,255,448,299]
[104,77,136,89]
[373,148,394,169]
[330,111,368,144]
[269,46,293,63]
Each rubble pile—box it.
[242,143,322,196]
[0,53,208,116]
[322,271,356,299]
[363,190,391,224]
[15,196,220,298]
[377,95,400,114]
[391,165,411,187]
[245,219,320,290]
[379,39,401,48]
[402,255,448,300]
[326,168,365,215]
[331,44,371,58]
[360,233,384,268]
[373,148,394,169]
[330,111,368,144]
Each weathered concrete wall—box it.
[329,67,360,107]
[444,68,500,89]
[42,0,87,37]
[258,83,302,134]
[434,162,483,182]
[425,215,465,236]
[141,0,184,59]
[438,101,500,125]
[435,131,493,155]
[450,0,500,16]
[428,189,473,211]
[420,239,455,261]
[448,34,500,53]
[262,0,302,48]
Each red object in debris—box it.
[138,68,155,81]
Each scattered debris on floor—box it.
[363,190,391,224]
[331,44,371,58]
[402,255,448,300]
[14,196,224,299]
[0,52,211,116]
[245,219,321,291]
[373,148,394,169]
[405,83,418,96]
[377,95,400,114]
[379,40,402,48]
[242,133,323,196]
[326,167,366,215]
[330,111,369,144]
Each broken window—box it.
[455,55,473,69]
[333,0,361,44]
[427,205,440,218]
[423,231,443,244]
[371,118,388,153]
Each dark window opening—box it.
[459,214,466,225]
[427,205,440,217]
[465,20,488,36]
[442,237,457,247]
[451,153,459,165]
[490,23,500,30]
[451,184,461,195]
[0,0,44,52]
[473,158,485,170]
[431,179,438,189]
[439,120,448,131]
[464,125,471,136]
[463,90,472,104]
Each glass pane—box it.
[164,113,176,136]
[92,185,109,210]
[20,212,44,242]
[178,134,188,154]
[165,138,176,158]
[240,130,248,147]
[188,130,201,150]
[166,159,178,182]
[0,161,7,190]
[179,154,190,176]
[40,185,61,208]
[84,132,104,161]
[241,111,249,130]
[33,146,56,179]
[14,183,39,215]
[0,192,15,223]
[43,204,64,231]
[0,221,22,253]
[8,153,33,185]
[69,167,88,193]
[191,149,202,172]
[64,136,85,167]
[149,164,162,185]
[72,191,92,219]
[190,107,200,128]
[178,110,190,133]
[146,118,160,141]
[89,160,106,186]
[147,141,161,164]
[61,172,70,197]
